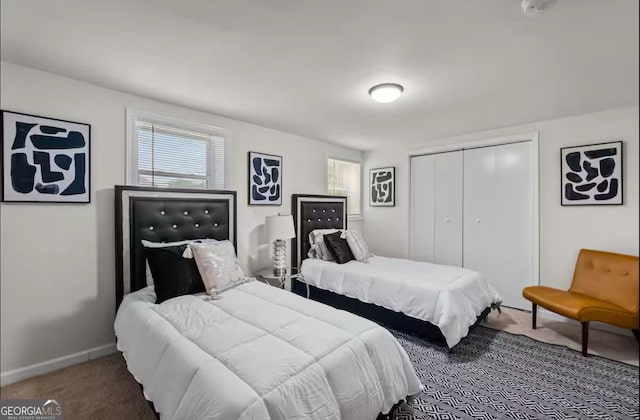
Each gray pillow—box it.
[345,230,372,261]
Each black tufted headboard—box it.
[115,185,237,308]
[291,194,347,269]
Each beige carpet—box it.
[483,307,639,366]
[0,353,156,420]
[1,309,637,420]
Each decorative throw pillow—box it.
[308,229,339,260]
[144,244,205,304]
[142,239,218,285]
[323,231,355,264]
[344,230,372,261]
[190,241,244,294]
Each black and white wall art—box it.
[248,151,282,205]
[561,141,623,206]
[2,110,91,203]
[370,166,395,207]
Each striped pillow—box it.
[345,230,372,261]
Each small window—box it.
[127,110,226,189]
[327,158,361,216]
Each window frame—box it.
[326,156,363,219]
[125,108,229,189]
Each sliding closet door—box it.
[433,151,463,266]
[464,142,533,310]
[463,146,497,284]
[494,142,533,310]
[410,154,435,262]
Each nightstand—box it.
[256,267,300,289]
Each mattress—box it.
[114,281,423,420]
[300,256,502,348]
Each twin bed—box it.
[114,186,422,420]
[114,187,501,420]
[291,194,501,349]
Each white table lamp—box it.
[265,214,296,276]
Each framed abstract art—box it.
[369,166,395,207]
[2,110,91,203]
[560,141,623,206]
[248,151,282,205]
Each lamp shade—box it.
[265,215,296,241]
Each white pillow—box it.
[308,229,343,261]
[345,230,372,261]
[190,240,244,294]
[141,239,218,285]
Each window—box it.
[327,158,361,216]
[127,110,227,189]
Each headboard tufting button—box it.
[322,209,326,212]
[184,211,189,215]
[172,224,177,229]
[307,219,311,222]
[204,210,209,214]
[160,210,165,215]
[332,209,336,212]
[318,218,321,222]
[336,217,340,221]
[214,222,219,227]
[312,209,316,212]
[149,226,154,230]
[195,223,200,228]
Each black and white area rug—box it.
[392,327,639,420]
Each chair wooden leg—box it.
[632,329,639,343]
[532,303,537,329]
[581,322,589,356]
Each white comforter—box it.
[115,281,422,420]
[301,256,502,348]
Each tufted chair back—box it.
[569,249,639,314]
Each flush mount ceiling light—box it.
[368,83,404,103]
[521,0,558,15]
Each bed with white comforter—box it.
[301,256,502,348]
[115,280,423,420]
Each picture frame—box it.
[369,166,395,207]
[248,151,282,206]
[2,110,91,203]
[560,141,623,206]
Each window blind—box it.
[135,120,225,189]
[327,158,361,216]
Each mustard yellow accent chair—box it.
[523,249,639,356]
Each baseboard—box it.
[0,343,117,387]
[537,308,633,337]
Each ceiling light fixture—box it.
[521,0,558,15]
[368,83,404,103]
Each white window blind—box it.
[327,158,361,216]
[128,111,226,189]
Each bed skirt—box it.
[292,278,491,349]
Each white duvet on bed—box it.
[115,281,422,420]
[301,256,502,348]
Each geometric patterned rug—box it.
[391,327,640,420]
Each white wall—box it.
[364,106,639,292]
[0,62,362,373]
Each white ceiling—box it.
[1,0,638,150]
